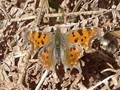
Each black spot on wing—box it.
[37,42,40,44]
[38,32,42,38]
[70,46,76,51]
[73,47,76,50]
[72,32,75,37]
[44,34,46,38]
[44,48,48,53]
[81,39,83,42]
[77,29,83,35]
[74,38,78,43]
[41,40,44,45]
[70,54,73,57]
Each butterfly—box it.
[27,26,104,71]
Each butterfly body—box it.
[53,29,63,63]
[27,26,104,70]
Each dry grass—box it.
[0,0,120,90]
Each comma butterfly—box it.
[26,26,104,71]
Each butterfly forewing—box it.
[66,27,104,51]
[27,31,52,52]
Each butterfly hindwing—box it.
[38,44,56,70]
[62,42,84,70]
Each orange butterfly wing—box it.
[27,31,52,52]
[63,43,83,69]
[66,27,104,51]
[38,45,56,70]
[27,30,56,70]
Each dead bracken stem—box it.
[88,73,120,90]
[1,10,113,22]
[35,70,49,90]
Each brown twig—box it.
[88,73,120,90]
[72,0,83,12]
[35,70,49,90]
[2,10,109,23]
[36,0,46,25]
